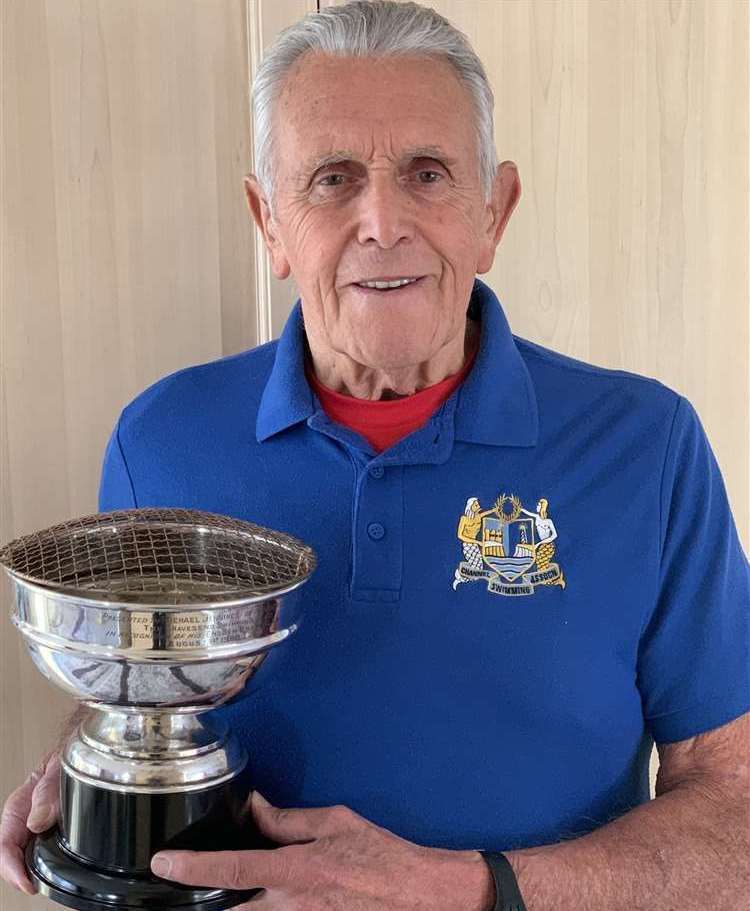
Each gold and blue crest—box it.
[452,493,566,596]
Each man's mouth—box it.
[352,276,425,293]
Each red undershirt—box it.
[305,342,479,453]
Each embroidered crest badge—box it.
[452,493,566,596]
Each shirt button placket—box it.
[351,464,403,601]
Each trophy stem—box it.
[80,706,226,761]
[63,704,246,792]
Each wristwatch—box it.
[479,851,527,911]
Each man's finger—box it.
[27,755,61,833]
[0,841,37,896]
[251,793,358,844]
[151,847,296,890]
[0,782,38,894]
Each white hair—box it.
[251,0,498,214]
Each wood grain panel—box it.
[1,3,255,907]
[247,0,319,339]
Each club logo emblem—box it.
[452,493,566,596]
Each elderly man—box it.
[2,2,748,910]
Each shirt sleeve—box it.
[98,415,138,510]
[637,395,750,744]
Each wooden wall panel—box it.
[1,3,256,908]
[247,0,318,340]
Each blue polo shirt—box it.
[99,278,750,851]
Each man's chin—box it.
[342,313,442,363]
[345,344,438,375]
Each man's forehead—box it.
[282,49,463,95]
[274,53,479,179]
[277,52,475,132]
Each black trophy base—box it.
[27,828,261,911]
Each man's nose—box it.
[355,175,415,249]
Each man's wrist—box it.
[426,847,496,911]
[464,850,498,911]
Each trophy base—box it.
[27,829,261,911]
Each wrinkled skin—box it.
[0,751,61,895]
[150,792,494,911]
[244,52,521,399]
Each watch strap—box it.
[479,851,527,911]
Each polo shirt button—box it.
[367,522,385,541]
[369,466,384,479]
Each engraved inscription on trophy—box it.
[120,605,278,650]
[129,612,155,648]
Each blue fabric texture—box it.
[98,277,750,852]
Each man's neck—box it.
[304,318,480,401]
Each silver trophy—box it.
[0,507,316,911]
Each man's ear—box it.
[476,161,521,275]
[243,174,291,280]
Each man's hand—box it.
[0,751,61,895]
[150,791,495,911]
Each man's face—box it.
[245,52,520,372]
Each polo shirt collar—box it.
[256,277,538,449]
[256,303,314,442]
[453,278,538,447]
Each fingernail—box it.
[151,854,172,877]
[252,790,271,808]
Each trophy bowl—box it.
[0,508,316,911]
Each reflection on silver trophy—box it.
[0,508,316,911]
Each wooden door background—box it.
[1,3,747,907]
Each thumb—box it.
[250,792,341,845]
[27,754,61,833]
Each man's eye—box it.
[318,173,346,186]
[417,170,443,184]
